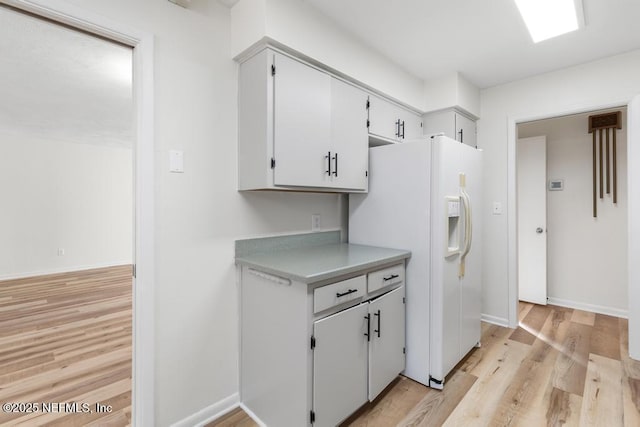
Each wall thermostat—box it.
[549,179,564,191]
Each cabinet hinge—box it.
[270,158,276,169]
[366,99,370,109]
[421,122,423,128]
[271,64,276,76]
[365,170,368,177]
[310,410,316,423]
[132,264,137,278]
[310,335,316,350]
[402,297,405,304]
[403,347,406,354]
[366,119,370,128]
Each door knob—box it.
[536,227,544,234]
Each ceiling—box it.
[0,6,133,147]
[305,0,640,88]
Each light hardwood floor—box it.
[0,266,132,426]
[210,302,640,426]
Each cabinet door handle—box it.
[374,309,381,338]
[383,274,399,281]
[458,128,464,143]
[336,288,357,298]
[325,151,332,175]
[364,314,371,341]
[401,120,405,139]
[332,152,338,177]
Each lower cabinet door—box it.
[313,303,368,427]
[368,286,405,401]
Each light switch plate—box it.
[169,150,184,173]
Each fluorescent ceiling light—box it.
[515,0,583,43]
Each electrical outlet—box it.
[311,214,321,231]
[57,248,65,256]
[492,202,502,215]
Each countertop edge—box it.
[236,251,410,284]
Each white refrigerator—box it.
[349,135,483,388]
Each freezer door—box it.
[459,146,483,357]
[430,137,463,382]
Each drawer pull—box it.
[374,309,381,338]
[383,274,400,281]
[336,288,358,298]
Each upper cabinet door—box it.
[273,53,331,188]
[402,112,423,141]
[368,95,403,141]
[330,79,368,191]
[455,112,477,148]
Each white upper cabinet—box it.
[402,111,423,141]
[423,109,477,148]
[273,53,331,188]
[330,78,369,190]
[368,95,422,144]
[238,48,368,193]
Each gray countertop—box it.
[235,243,411,284]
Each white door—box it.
[368,286,405,401]
[313,303,368,427]
[273,53,331,188]
[517,136,548,305]
[330,78,368,190]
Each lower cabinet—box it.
[312,286,405,427]
[240,262,406,426]
[313,303,368,427]
[367,286,405,401]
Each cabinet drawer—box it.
[314,275,366,314]
[367,264,404,293]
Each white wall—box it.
[231,0,426,110]
[0,132,132,278]
[56,1,343,425]
[518,111,628,314]
[479,49,640,325]
[423,72,481,118]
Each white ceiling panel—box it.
[305,0,640,88]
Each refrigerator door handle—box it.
[460,189,473,259]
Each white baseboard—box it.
[547,297,628,319]
[171,392,240,427]
[0,261,131,282]
[239,403,267,427]
[481,313,510,327]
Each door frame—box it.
[1,0,156,424]
[506,98,634,333]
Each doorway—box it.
[0,5,134,425]
[515,109,628,316]
[0,1,154,424]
